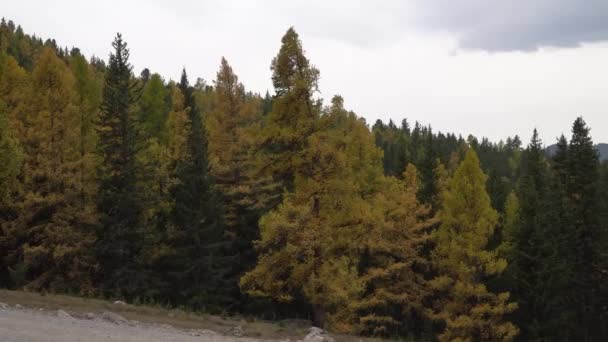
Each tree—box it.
[353,165,436,337]
[242,96,383,329]
[0,99,22,204]
[258,27,321,191]
[139,73,169,140]
[206,58,279,309]
[563,117,606,340]
[166,69,227,310]
[95,34,146,299]
[501,129,572,340]
[0,47,97,293]
[429,149,518,341]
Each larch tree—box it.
[206,57,279,309]
[69,49,101,211]
[0,99,22,204]
[242,96,383,330]
[3,47,96,293]
[259,27,321,192]
[353,164,436,337]
[429,149,518,341]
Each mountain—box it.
[546,143,608,161]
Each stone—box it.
[57,309,73,319]
[302,327,334,342]
[113,300,127,305]
[228,325,244,337]
[100,311,128,325]
[0,302,8,309]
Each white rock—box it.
[113,300,127,305]
[57,309,73,319]
[15,304,23,309]
[0,302,8,309]
[302,327,335,342]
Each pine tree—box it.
[501,129,572,339]
[95,34,146,299]
[563,117,605,340]
[166,69,227,310]
[429,149,518,341]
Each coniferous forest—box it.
[1,20,608,341]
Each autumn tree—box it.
[259,27,321,191]
[242,96,383,329]
[429,149,518,341]
[0,99,22,204]
[206,58,279,309]
[353,164,436,337]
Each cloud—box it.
[412,0,608,51]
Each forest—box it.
[0,19,607,341]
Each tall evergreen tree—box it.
[95,34,146,299]
[563,117,606,340]
[502,129,572,340]
[166,69,226,310]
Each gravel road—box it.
[0,305,284,342]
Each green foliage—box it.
[95,34,147,299]
[165,69,228,311]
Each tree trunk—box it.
[312,304,325,328]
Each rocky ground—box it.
[0,302,336,342]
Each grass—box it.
[0,289,384,341]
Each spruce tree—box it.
[503,129,572,339]
[167,69,226,310]
[564,117,605,340]
[95,34,146,299]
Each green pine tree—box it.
[166,69,228,311]
[95,33,146,300]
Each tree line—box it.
[1,19,607,341]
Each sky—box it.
[4,0,608,143]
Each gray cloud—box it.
[412,0,608,51]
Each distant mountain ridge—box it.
[546,143,608,161]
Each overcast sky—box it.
[5,0,608,143]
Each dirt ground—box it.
[0,290,378,342]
